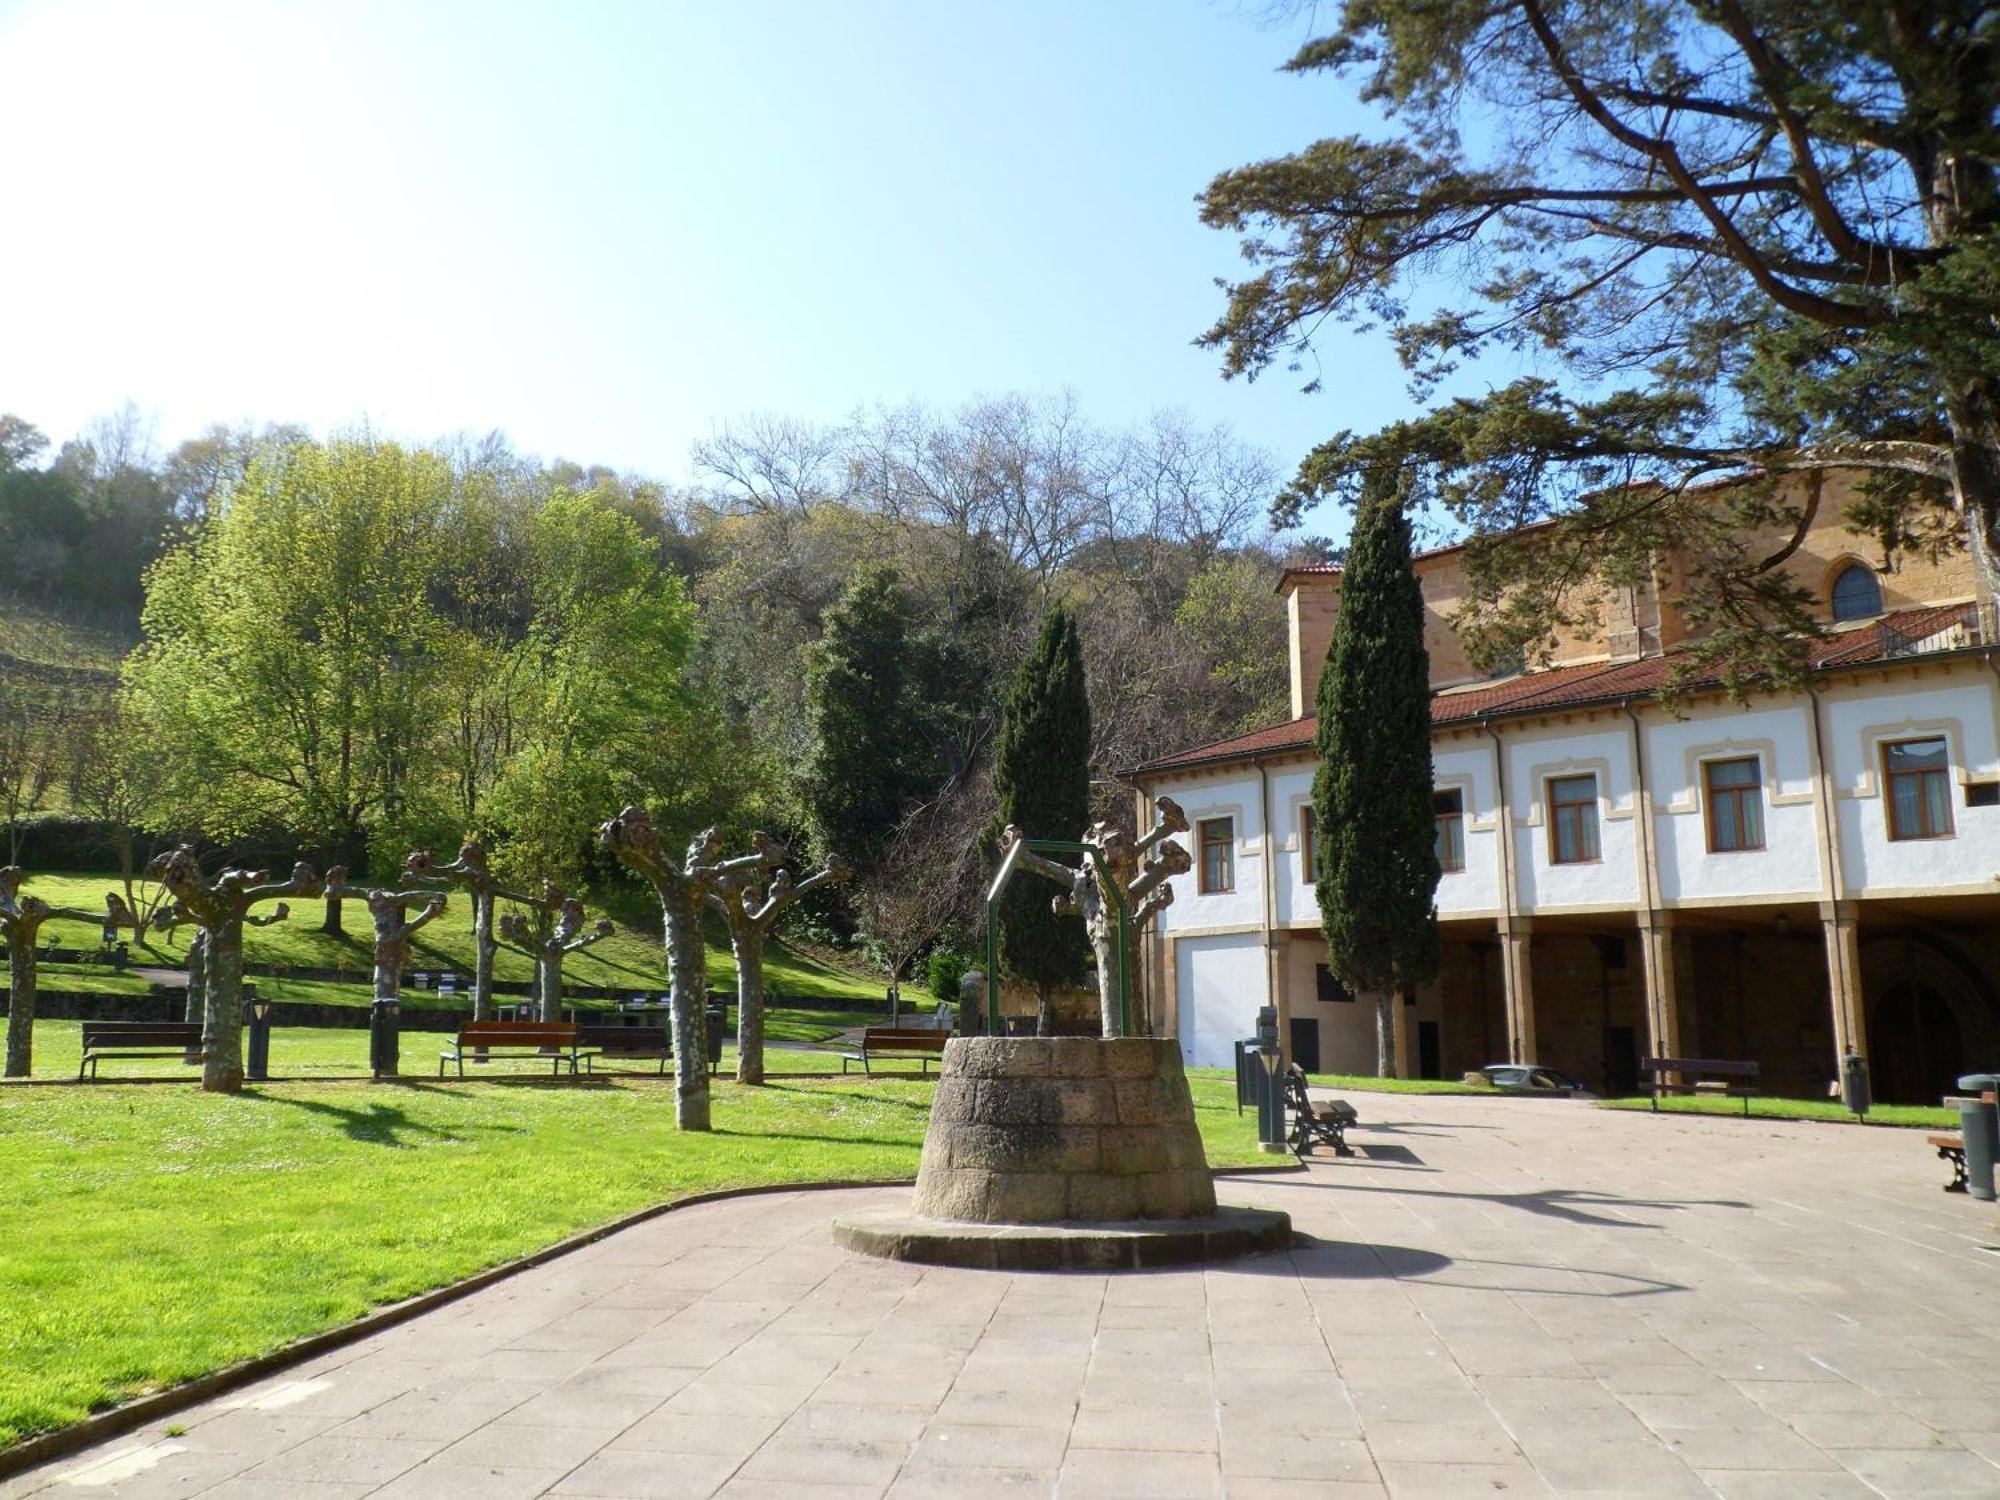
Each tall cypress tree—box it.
[801,568,932,873]
[1314,469,1441,1076]
[991,606,1091,1034]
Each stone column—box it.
[1498,916,1536,1064]
[1636,910,1682,1065]
[1820,900,1866,1068]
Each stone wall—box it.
[911,1037,1218,1224]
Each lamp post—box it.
[1256,1004,1285,1153]
[245,991,274,1082]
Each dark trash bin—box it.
[1957,1073,2000,1202]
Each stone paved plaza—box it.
[12,1093,2000,1499]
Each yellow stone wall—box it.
[1285,470,1985,701]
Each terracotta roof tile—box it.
[1134,604,1987,776]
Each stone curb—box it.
[832,1203,1293,1270]
[0,1176,913,1482]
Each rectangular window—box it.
[1314,963,1353,1004]
[1300,806,1316,881]
[1548,774,1600,864]
[1885,738,1953,840]
[1198,816,1235,893]
[1704,757,1765,853]
[1433,788,1465,872]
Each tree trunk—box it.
[471,889,496,1024]
[1035,983,1053,1037]
[202,920,246,1093]
[1374,990,1396,1078]
[662,884,711,1131]
[321,889,345,937]
[6,938,35,1078]
[733,928,765,1086]
[538,952,562,1023]
[184,929,209,1028]
[116,834,149,947]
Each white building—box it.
[1132,473,2000,1104]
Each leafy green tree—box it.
[1314,472,1440,1076]
[121,437,453,931]
[990,606,1091,1034]
[1173,555,1291,730]
[799,567,939,874]
[485,492,700,897]
[1202,2,2000,685]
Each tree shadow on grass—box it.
[251,1089,528,1149]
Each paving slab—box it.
[13,1092,2000,1497]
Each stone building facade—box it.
[1134,474,1999,1104]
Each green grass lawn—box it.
[11,1018,884,1082]
[1596,1094,1956,1129]
[0,1052,1261,1451]
[1309,1072,1496,1096]
[18,870,892,1007]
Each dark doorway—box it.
[1417,1021,1441,1080]
[1870,981,1964,1105]
[1605,1026,1640,1096]
[1289,1017,1321,1074]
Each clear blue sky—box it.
[0,1,1409,533]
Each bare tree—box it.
[711,853,850,1085]
[0,868,102,1076]
[148,849,323,1092]
[499,892,613,1021]
[600,808,784,1130]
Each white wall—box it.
[1507,723,1642,911]
[1159,771,1266,934]
[1646,702,1824,902]
[1270,763,1316,927]
[1824,673,2000,895]
[1434,742,1504,916]
[1175,932,1267,1070]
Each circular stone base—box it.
[833,1203,1291,1270]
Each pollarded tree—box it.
[600,808,784,1130]
[1314,472,1441,1077]
[147,849,324,1092]
[1202,1,2000,687]
[498,892,614,1021]
[711,853,850,1085]
[0,869,104,1077]
[990,606,1092,1035]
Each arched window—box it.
[1830,563,1882,621]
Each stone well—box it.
[834,1035,1290,1269]
[913,1036,1216,1221]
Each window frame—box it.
[1433,787,1465,873]
[1829,562,1884,622]
[1197,816,1236,893]
[1702,756,1766,854]
[1299,805,1316,883]
[1883,737,1954,841]
[1547,773,1601,866]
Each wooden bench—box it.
[1930,1133,1969,1192]
[439,1022,579,1078]
[78,1021,205,1080]
[572,1024,672,1076]
[1640,1056,1759,1116]
[841,1027,950,1075]
[1925,1090,1997,1192]
[1282,1064,1358,1158]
